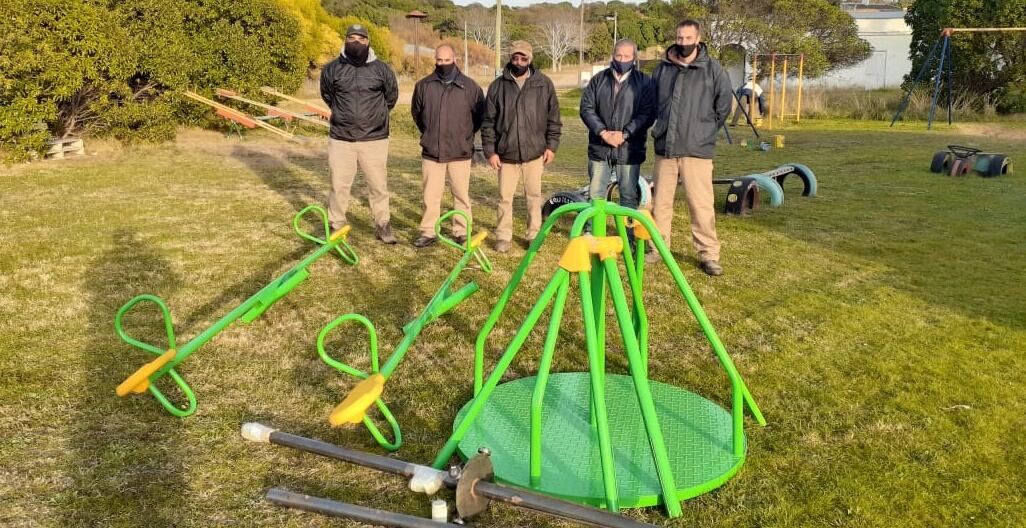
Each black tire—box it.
[930,151,950,173]
[541,190,588,220]
[724,177,759,215]
[985,154,1010,177]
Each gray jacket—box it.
[649,43,732,159]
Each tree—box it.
[906,0,1026,100]
[527,9,581,71]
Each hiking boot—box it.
[413,235,437,248]
[375,223,397,244]
[645,250,661,264]
[452,234,467,246]
[494,240,512,253]
[699,260,724,276]
[329,223,348,238]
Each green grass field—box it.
[2,114,1025,527]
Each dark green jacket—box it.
[649,43,732,159]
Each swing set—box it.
[747,52,805,130]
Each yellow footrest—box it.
[329,374,385,427]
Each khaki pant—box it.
[420,159,472,237]
[652,155,720,262]
[496,157,544,242]
[327,138,390,228]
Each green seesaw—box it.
[114,205,358,417]
[317,211,491,452]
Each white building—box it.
[810,5,913,89]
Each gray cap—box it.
[346,24,369,38]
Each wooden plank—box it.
[260,86,331,120]
[183,90,296,140]
[216,108,258,128]
[217,88,326,128]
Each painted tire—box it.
[749,174,784,207]
[986,155,1010,177]
[724,177,759,215]
[542,190,588,219]
[774,163,818,197]
[950,158,971,177]
[930,151,950,173]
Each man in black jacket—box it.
[647,20,732,275]
[481,41,562,253]
[410,44,485,248]
[579,39,653,215]
[320,24,399,244]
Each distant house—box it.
[811,4,913,89]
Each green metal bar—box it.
[115,295,176,356]
[293,204,359,265]
[529,275,571,486]
[434,270,568,469]
[602,257,681,517]
[436,210,492,273]
[614,215,649,374]
[474,202,590,395]
[240,267,311,323]
[612,205,767,446]
[318,314,379,378]
[590,200,608,398]
[578,268,619,513]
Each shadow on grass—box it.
[63,229,187,527]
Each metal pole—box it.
[251,427,656,528]
[890,37,941,126]
[613,11,618,43]
[927,34,949,130]
[796,53,804,123]
[463,19,469,69]
[267,489,460,527]
[779,57,788,122]
[494,0,502,76]
[579,0,585,74]
[414,21,420,78]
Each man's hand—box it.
[609,131,625,147]
[488,154,502,170]
[599,130,617,147]
[542,149,556,165]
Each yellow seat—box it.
[116,349,177,397]
[329,373,385,426]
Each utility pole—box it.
[494,0,502,76]
[464,18,469,69]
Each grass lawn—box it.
[2,113,1025,527]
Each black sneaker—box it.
[375,223,397,244]
[413,235,437,248]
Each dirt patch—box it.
[955,122,1026,141]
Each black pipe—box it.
[264,430,656,528]
[267,488,460,528]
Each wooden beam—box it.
[260,86,331,120]
[183,91,297,140]
[216,89,329,129]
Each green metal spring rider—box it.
[114,205,359,417]
[429,199,767,517]
[318,211,492,452]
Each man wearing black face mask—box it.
[579,39,654,218]
[410,44,485,248]
[480,40,562,253]
[320,24,400,244]
[646,19,732,276]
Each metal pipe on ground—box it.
[267,488,460,527]
[243,423,656,528]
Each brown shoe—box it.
[494,240,512,253]
[452,234,467,246]
[645,250,661,264]
[375,223,397,244]
[699,260,723,276]
[413,235,437,248]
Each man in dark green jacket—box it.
[411,44,485,248]
[480,41,562,253]
[647,20,732,275]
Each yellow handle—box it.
[469,230,489,249]
[627,210,655,241]
[328,224,351,242]
[329,374,385,427]
[116,349,177,397]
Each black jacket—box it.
[649,43,732,159]
[480,66,562,163]
[579,67,654,165]
[411,68,485,162]
[320,48,399,142]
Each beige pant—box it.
[327,138,390,228]
[496,157,544,242]
[652,155,720,262]
[420,159,472,237]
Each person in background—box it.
[731,75,765,126]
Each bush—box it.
[997,82,1026,115]
[0,0,312,162]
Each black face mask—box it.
[435,63,457,78]
[674,43,698,60]
[508,62,529,77]
[345,41,369,66]
[611,60,634,74]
